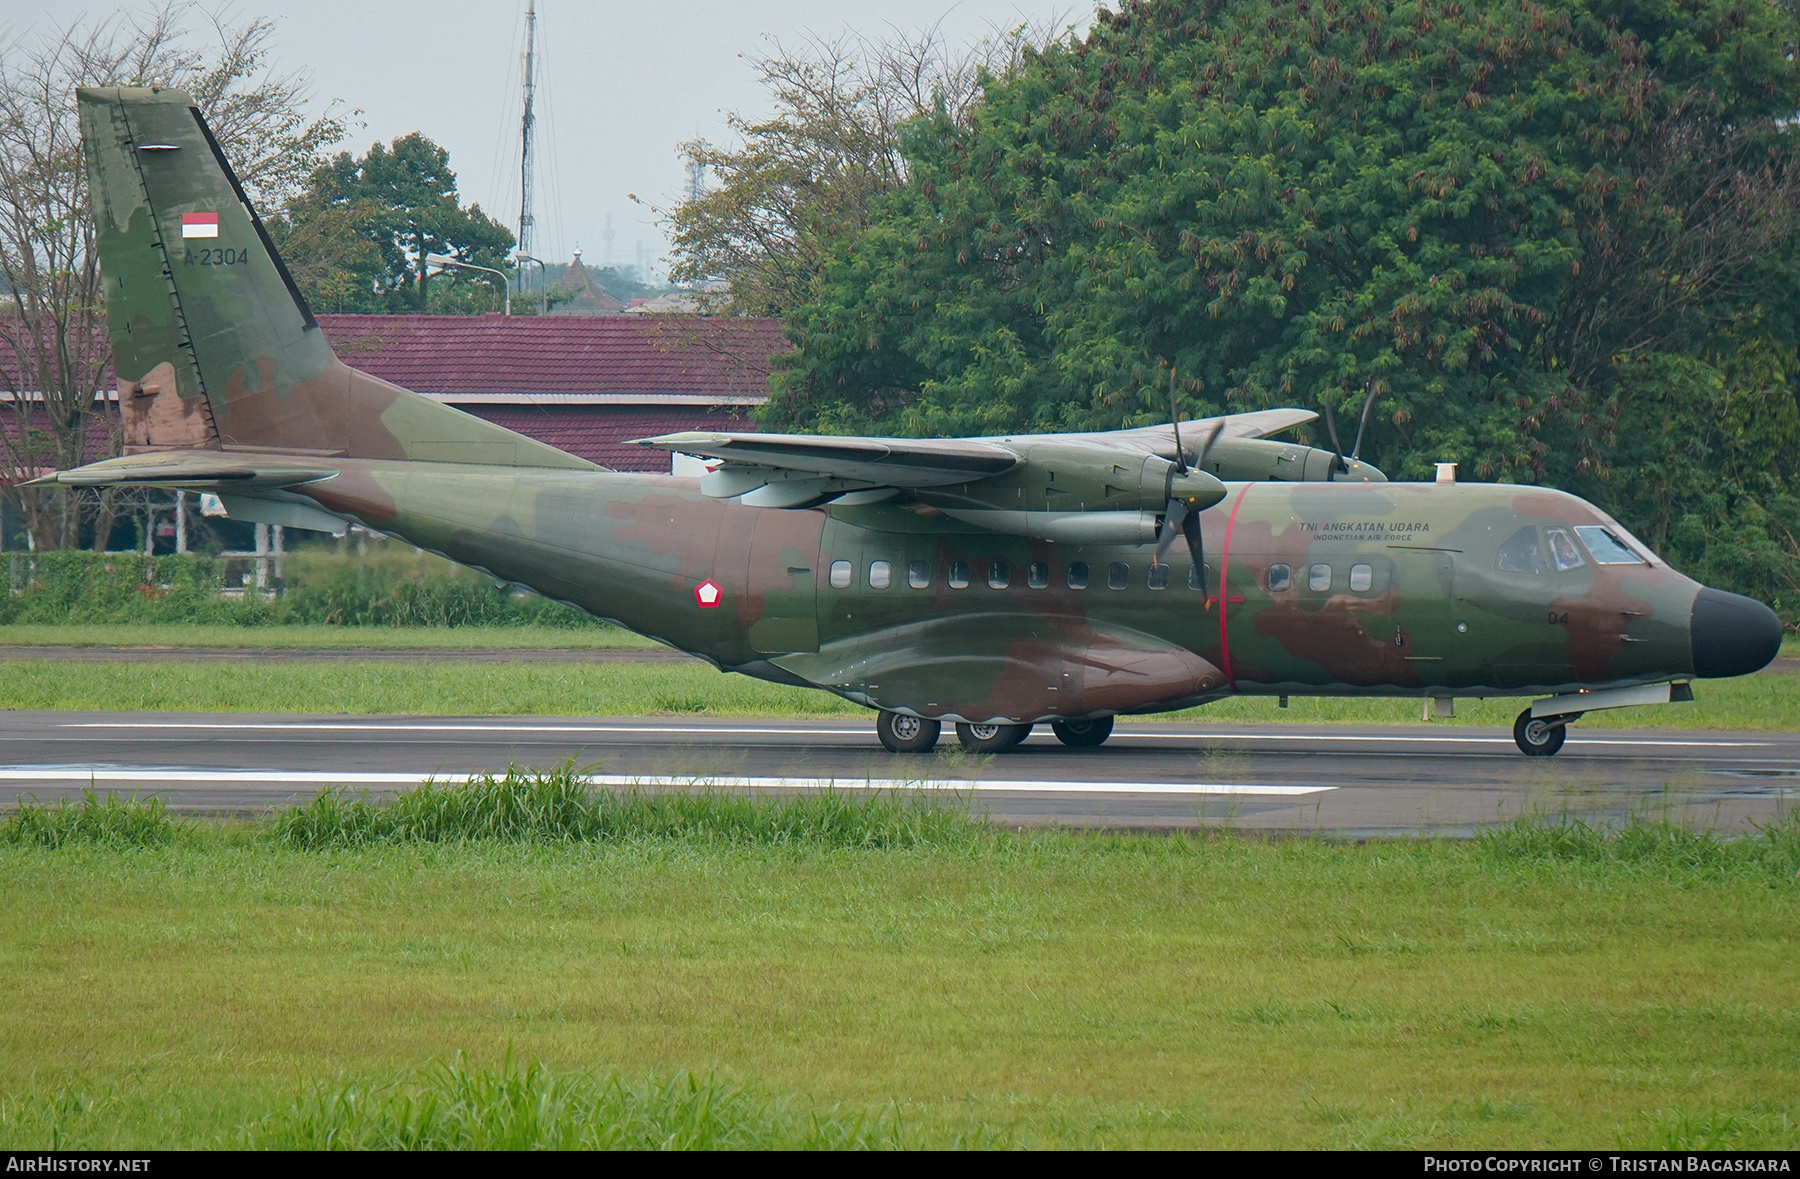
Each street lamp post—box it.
[515,251,548,315]
[425,253,511,315]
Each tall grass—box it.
[0,791,175,849]
[250,1055,905,1149]
[265,763,984,851]
[1477,810,1800,880]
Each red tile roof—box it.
[461,404,755,472]
[317,314,788,401]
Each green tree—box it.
[277,133,513,313]
[666,20,1069,315]
[766,0,1800,608]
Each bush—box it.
[0,791,177,849]
[251,1054,903,1150]
[265,763,983,851]
[0,550,601,628]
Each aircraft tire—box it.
[1051,717,1115,748]
[1513,709,1568,757]
[877,711,941,753]
[954,721,1032,753]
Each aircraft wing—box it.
[27,452,339,490]
[634,431,1021,508]
[633,409,1319,509]
[1117,407,1318,446]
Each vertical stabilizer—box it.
[79,86,592,468]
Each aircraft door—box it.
[1387,546,1463,688]
[746,511,823,654]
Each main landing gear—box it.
[1513,708,1576,757]
[876,710,941,753]
[876,712,1117,753]
[954,722,1032,753]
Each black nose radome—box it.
[1690,588,1783,678]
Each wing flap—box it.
[635,431,1019,489]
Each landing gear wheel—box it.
[1051,716,1115,748]
[954,721,1032,753]
[877,711,941,753]
[1513,708,1568,757]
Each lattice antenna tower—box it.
[682,140,705,204]
[517,1,538,260]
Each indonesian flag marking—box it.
[181,212,219,239]
[693,579,722,608]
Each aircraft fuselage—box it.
[294,459,1744,725]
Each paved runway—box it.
[2,710,1794,833]
[0,645,689,663]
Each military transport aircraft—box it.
[40,86,1782,757]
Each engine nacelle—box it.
[913,442,1228,517]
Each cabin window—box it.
[1188,563,1208,592]
[829,560,852,589]
[1308,563,1332,592]
[1107,562,1130,590]
[1495,526,1545,574]
[868,560,892,589]
[1574,525,1646,565]
[1067,562,1089,590]
[1349,563,1373,593]
[1546,528,1585,572]
[908,560,931,589]
[1147,563,1170,590]
[948,560,970,589]
[988,560,1011,589]
[1266,563,1291,592]
[1028,562,1050,588]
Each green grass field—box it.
[0,783,1795,1150]
[3,623,1793,657]
[0,623,658,649]
[3,656,1796,729]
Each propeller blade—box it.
[1154,497,1188,565]
[1351,382,1378,461]
[1320,398,1348,478]
[1182,504,1206,597]
[1194,419,1224,472]
[1168,366,1187,474]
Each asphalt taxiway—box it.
[1,710,1793,833]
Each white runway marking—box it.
[0,766,1329,797]
[56,720,1781,750]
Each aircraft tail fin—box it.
[78,86,591,469]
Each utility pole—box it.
[518,1,538,266]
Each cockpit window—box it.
[1495,526,1545,575]
[1574,525,1646,565]
[1545,528,1585,572]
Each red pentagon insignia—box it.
[693,579,722,608]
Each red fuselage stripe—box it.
[1217,483,1254,690]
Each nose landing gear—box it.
[1050,716,1115,747]
[1513,708,1574,756]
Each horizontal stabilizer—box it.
[27,451,337,490]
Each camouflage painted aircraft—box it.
[41,86,1782,757]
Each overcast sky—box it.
[1,1,1088,280]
